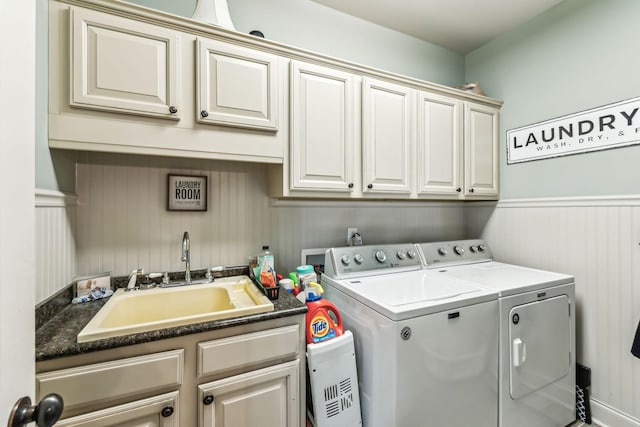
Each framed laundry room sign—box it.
[507,96,640,164]
[167,174,207,211]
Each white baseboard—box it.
[591,398,640,427]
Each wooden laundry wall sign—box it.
[507,96,640,164]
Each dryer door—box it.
[509,295,571,399]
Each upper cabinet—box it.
[70,8,181,119]
[49,0,501,199]
[362,78,414,195]
[416,91,463,197]
[50,2,285,163]
[197,39,279,131]
[288,60,358,193]
[464,102,500,198]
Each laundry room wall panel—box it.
[74,152,273,279]
[466,198,640,426]
[35,190,76,302]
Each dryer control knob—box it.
[478,244,487,252]
[406,250,417,259]
[396,251,406,260]
[375,250,387,263]
[470,246,478,253]
[354,254,364,264]
[454,245,465,255]
[438,248,448,256]
[341,254,352,266]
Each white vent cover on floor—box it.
[307,331,362,427]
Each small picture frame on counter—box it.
[75,272,111,297]
[167,174,208,211]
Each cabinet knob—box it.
[469,188,475,193]
[456,187,461,192]
[168,106,178,114]
[161,406,174,418]
[367,184,373,189]
[348,183,354,188]
[200,110,209,118]
[203,395,214,405]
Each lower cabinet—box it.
[199,360,300,427]
[55,392,179,427]
[36,316,306,426]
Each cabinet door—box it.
[416,91,463,196]
[362,77,413,195]
[464,102,499,197]
[290,60,357,192]
[198,360,300,427]
[197,39,278,131]
[70,8,180,119]
[55,392,178,427]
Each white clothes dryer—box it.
[321,243,499,427]
[418,239,576,427]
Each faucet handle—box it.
[162,272,170,285]
[127,268,145,290]
[206,266,223,282]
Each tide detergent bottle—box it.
[305,283,343,344]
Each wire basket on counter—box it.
[250,275,280,301]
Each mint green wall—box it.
[465,0,640,199]
[127,0,464,86]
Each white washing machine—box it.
[418,239,576,427]
[321,243,499,427]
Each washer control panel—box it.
[324,244,422,278]
[418,239,492,268]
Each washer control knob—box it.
[341,254,352,266]
[396,251,406,260]
[438,248,448,256]
[354,253,364,264]
[454,245,465,255]
[375,250,387,263]
[478,244,487,252]
[406,249,417,259]
[470,245,478,253]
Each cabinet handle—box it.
[161,406,174,418]
[348,183,354,188]
[200,110,209,118]
[203,395,214,405]
[456,187,461,192]
[469,188,475,193]
[168,106,178,114]
[367,184,373,189]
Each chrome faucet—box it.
[127,268,145,291]
[181,231,191,283]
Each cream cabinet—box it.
[197,39,279,131]
[199,360,300,427]
[69,7,181,119]
[362,77,414,195]
[464,102,500,198]
[289,60,358,193]
[416,91,463,197]
[49,2,285,163]
[36,315,306,426]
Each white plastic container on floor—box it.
[306,331,362,427]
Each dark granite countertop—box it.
[36,284,307,362]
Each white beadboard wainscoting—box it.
[466,197,640,427]
[74,152,468,283]
[35,189,76,302]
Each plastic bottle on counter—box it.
[296,264,317,291]
[257,245,275,271]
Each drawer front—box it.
[36,349,183,413]
[198,325,299,377]
[56,391,179,427]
